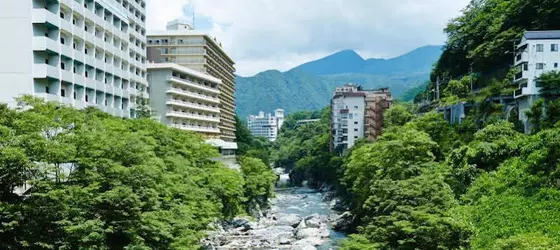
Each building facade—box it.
[147,63,222,138]
[514,30,560,132]
[0,0,148,118]
[247,109,285,142]
[147,19,237,141]
[331,84,392,152]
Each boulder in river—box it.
[293,237,323,248]
[332,211,354,232]
[276,213,303,228]
[296,227,330,239]
[305,214,327,228]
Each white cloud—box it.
[146,0,471,76]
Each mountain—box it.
[236,45,443,119]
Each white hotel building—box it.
[247,109,285,142]
[147,63,222,138]
[514,30,560,132]
[0,0,148,118]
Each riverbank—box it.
[203,187,347,249]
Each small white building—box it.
[247,109,285,141]
[514,30,560,132]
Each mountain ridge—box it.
[235,45,443,119]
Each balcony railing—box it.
[168,76,220,94]
[166,112,220,123]
[166,100,220,113]
[166,88,220,103]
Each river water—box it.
[204,172,347,249]
[273,187,347,249]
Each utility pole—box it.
[470,63,474,92]
[436,77,440,100]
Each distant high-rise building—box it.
[513,30,560,133]
[0,0,149,118]
[147,63,222,138]
[247,109,285,142]
[331,84,392,152]
[147,19,237,142]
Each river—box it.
[204,172,347,249]
[273,187,347,249]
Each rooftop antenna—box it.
[192,7,196,29]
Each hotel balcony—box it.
[167,76,220,94]
[32,9,58,28]
[172,124,221,134]
[33,37,59,54]
[166,99,220,113]
[33,64,59,79]
[166,111,220,123]
[166,88,220,104]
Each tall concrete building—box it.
[247,109,285,142]
[0,0,148,118]
[147,19,236,141]
[331,84,392,152]
[147,63,222,138]
[513,30,560,133]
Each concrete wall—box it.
[0,0,33,106]
[147,69,171,124]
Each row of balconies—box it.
[33,64,133,98]
[172,124,221,134]
[167,76,220,94]
[166,111,220,123]
[33,6,147,64]
[165,88,220,104]
[166,99,220,113]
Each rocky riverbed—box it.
[203,187,347,249]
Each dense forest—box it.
[271,0,560,248]
[273,104,560,249]
[0,97,276,249]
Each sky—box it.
[145,0,471,77]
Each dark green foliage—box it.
[0,97,275,249]
[273,108,343,187]
[342,127,469,249]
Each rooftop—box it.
[147,63,222,84]
[524,30,560,40]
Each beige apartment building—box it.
[147,19,236,141]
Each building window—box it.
[61,89,66,97]
[85,94,89,102]
[552,44,559,52]
[354,136,358,139]
[85,71,89,77]
[45,86,50,94]
[354,121,358,125]
[73,92,77,100]
[104,99,107,106]
[85,48,88,54]
[60,37,65,44]
[536,63,544,70]
[536,44,544,52]
[60,12,64,19]
[555,63,559,68]
[73,67,76,73]
[61,62,65,70]
[354,128,358,132]
[523,63,528,71]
